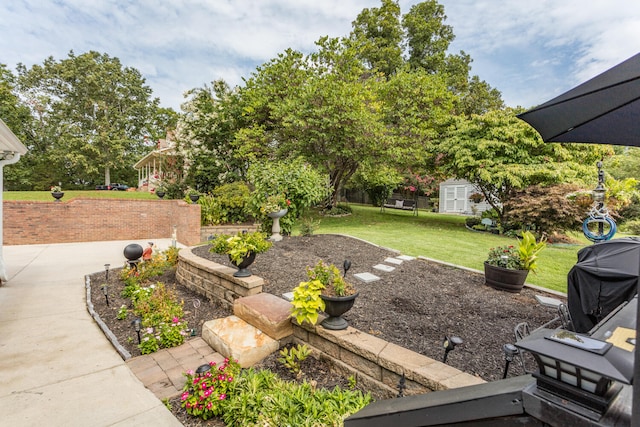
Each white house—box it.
[438,178,493,215]
[0,119,28,282]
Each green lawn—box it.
[309,205,592,294]
[3,190,157,201]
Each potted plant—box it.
[209,231,272,277]
[186,188,200,203]
[155,185,166,199]
[469,192,484,204]
[484,230,546,293]
[260,193,291,218]
[291,260,357,330]
[50,185,64,202]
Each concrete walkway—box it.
[0,239,183,426]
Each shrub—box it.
[200,182,252,225]
[181,358,241,420]
[623,219,640,235]
[323,203,352,216]
[299,216,320,236]
[465,217,481,228]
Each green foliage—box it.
[291,279,326,325]
[437,108,610,225]
[217,366,372,426]
[277,344,311,378]
[116,305,128,320]
[323,203,353,216]
[307,260,354,297]
[622,219,640,235]
[181,358,242,420]
[209,231,272,264]
[518,231,547,273]
[505,184,592,236]
[299,216,320,237]
[200,182,252,225]
[486,245,523,270]
[247,159,330,234]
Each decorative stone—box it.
[396,255,416,261]
[373,264,395,272]
[282,292,294,301]
[233,293,293,340]
[354,272,380,283]
[535,295,564,308]
[384,257,403,265]
[201,316,279,367]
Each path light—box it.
[195,364,211,376]
[343,259,352,278]
[502,343,519,379]
[191,299,201,336]
[131,318,142,344]
[104,263,110,281]
[442,336,463,363]
[397,373,406,398]
[101,284,109,307]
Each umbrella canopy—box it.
[518,52,640,146]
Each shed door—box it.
[444,185,467,213]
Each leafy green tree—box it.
[436,108,610,226]
[16,51,160,188]
[349,0,403,78]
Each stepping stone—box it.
[384,257,403,265]
[354,272,380,283]
[202,316,279,368]
[234,293,293,340]
[535,295,564,308]
[396,255,416,261]
[282,292,294,302]
[373,264,395,273]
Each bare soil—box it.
[90,233,565,425]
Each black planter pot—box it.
[230,252,256,277]
[156,191,165,199]
[484,262,529,293]
[189,194,200,203]
[51,191,64,202]
[320,292,359,330]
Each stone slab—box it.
[202,316,279,367]
[282,292,294,301]
[535,294,563,308]
[384,257,403,265]
[234,293,293,340]
[373,264,395,272]
[396,255,416,261]
[354,272,380,283]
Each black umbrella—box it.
[519,52,640,421]
[518,52,640,146]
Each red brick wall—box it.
[4,198,201,246]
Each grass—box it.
[3,190,158,201]
[307,204,592,294]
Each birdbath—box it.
[267,209,288,241]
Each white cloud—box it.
[1,0,640,110]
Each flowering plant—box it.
[50,185,62,193]
[260,193,291,214]
[486,231,546,272]
[180,358,241,420]
[138,316,190,354]
[209,231,272,264]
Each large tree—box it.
[436,108,611,225]
[16,51,161,188]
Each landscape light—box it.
[196,364,211,376]
[101,284,109,307]
[442,336,463,363]
[343,259,352,277]
[104,263,110,281]
[131,318,142,344]
[502,343,519,379]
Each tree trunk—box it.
[104,166,111,185]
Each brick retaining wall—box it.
[200,224,259,242]
[4,198,201,246]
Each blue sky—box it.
[1,1,639,111]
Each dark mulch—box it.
[90,233,565,426]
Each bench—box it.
[381,198,418,216]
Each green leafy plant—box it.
[181,358,241,420]
[209,231,272,264]
[517,230,547,273]
[116,305,128,320]
[277,344,310,378]
[486,231,546,272]
[291,261,356,325]
[348,375,357,390]
[299,216,320,236]
[260,193,291,214]
[50,185,62,193]
[200,182,252,225]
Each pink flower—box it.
[172,317,179,324]
[181,392,189,401]
[206,402,212,409]
[219,394,227,400]
[186,370,194,376]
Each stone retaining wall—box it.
[176,247,263,309]
[200,224,259,242]
[177,248,486,399]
